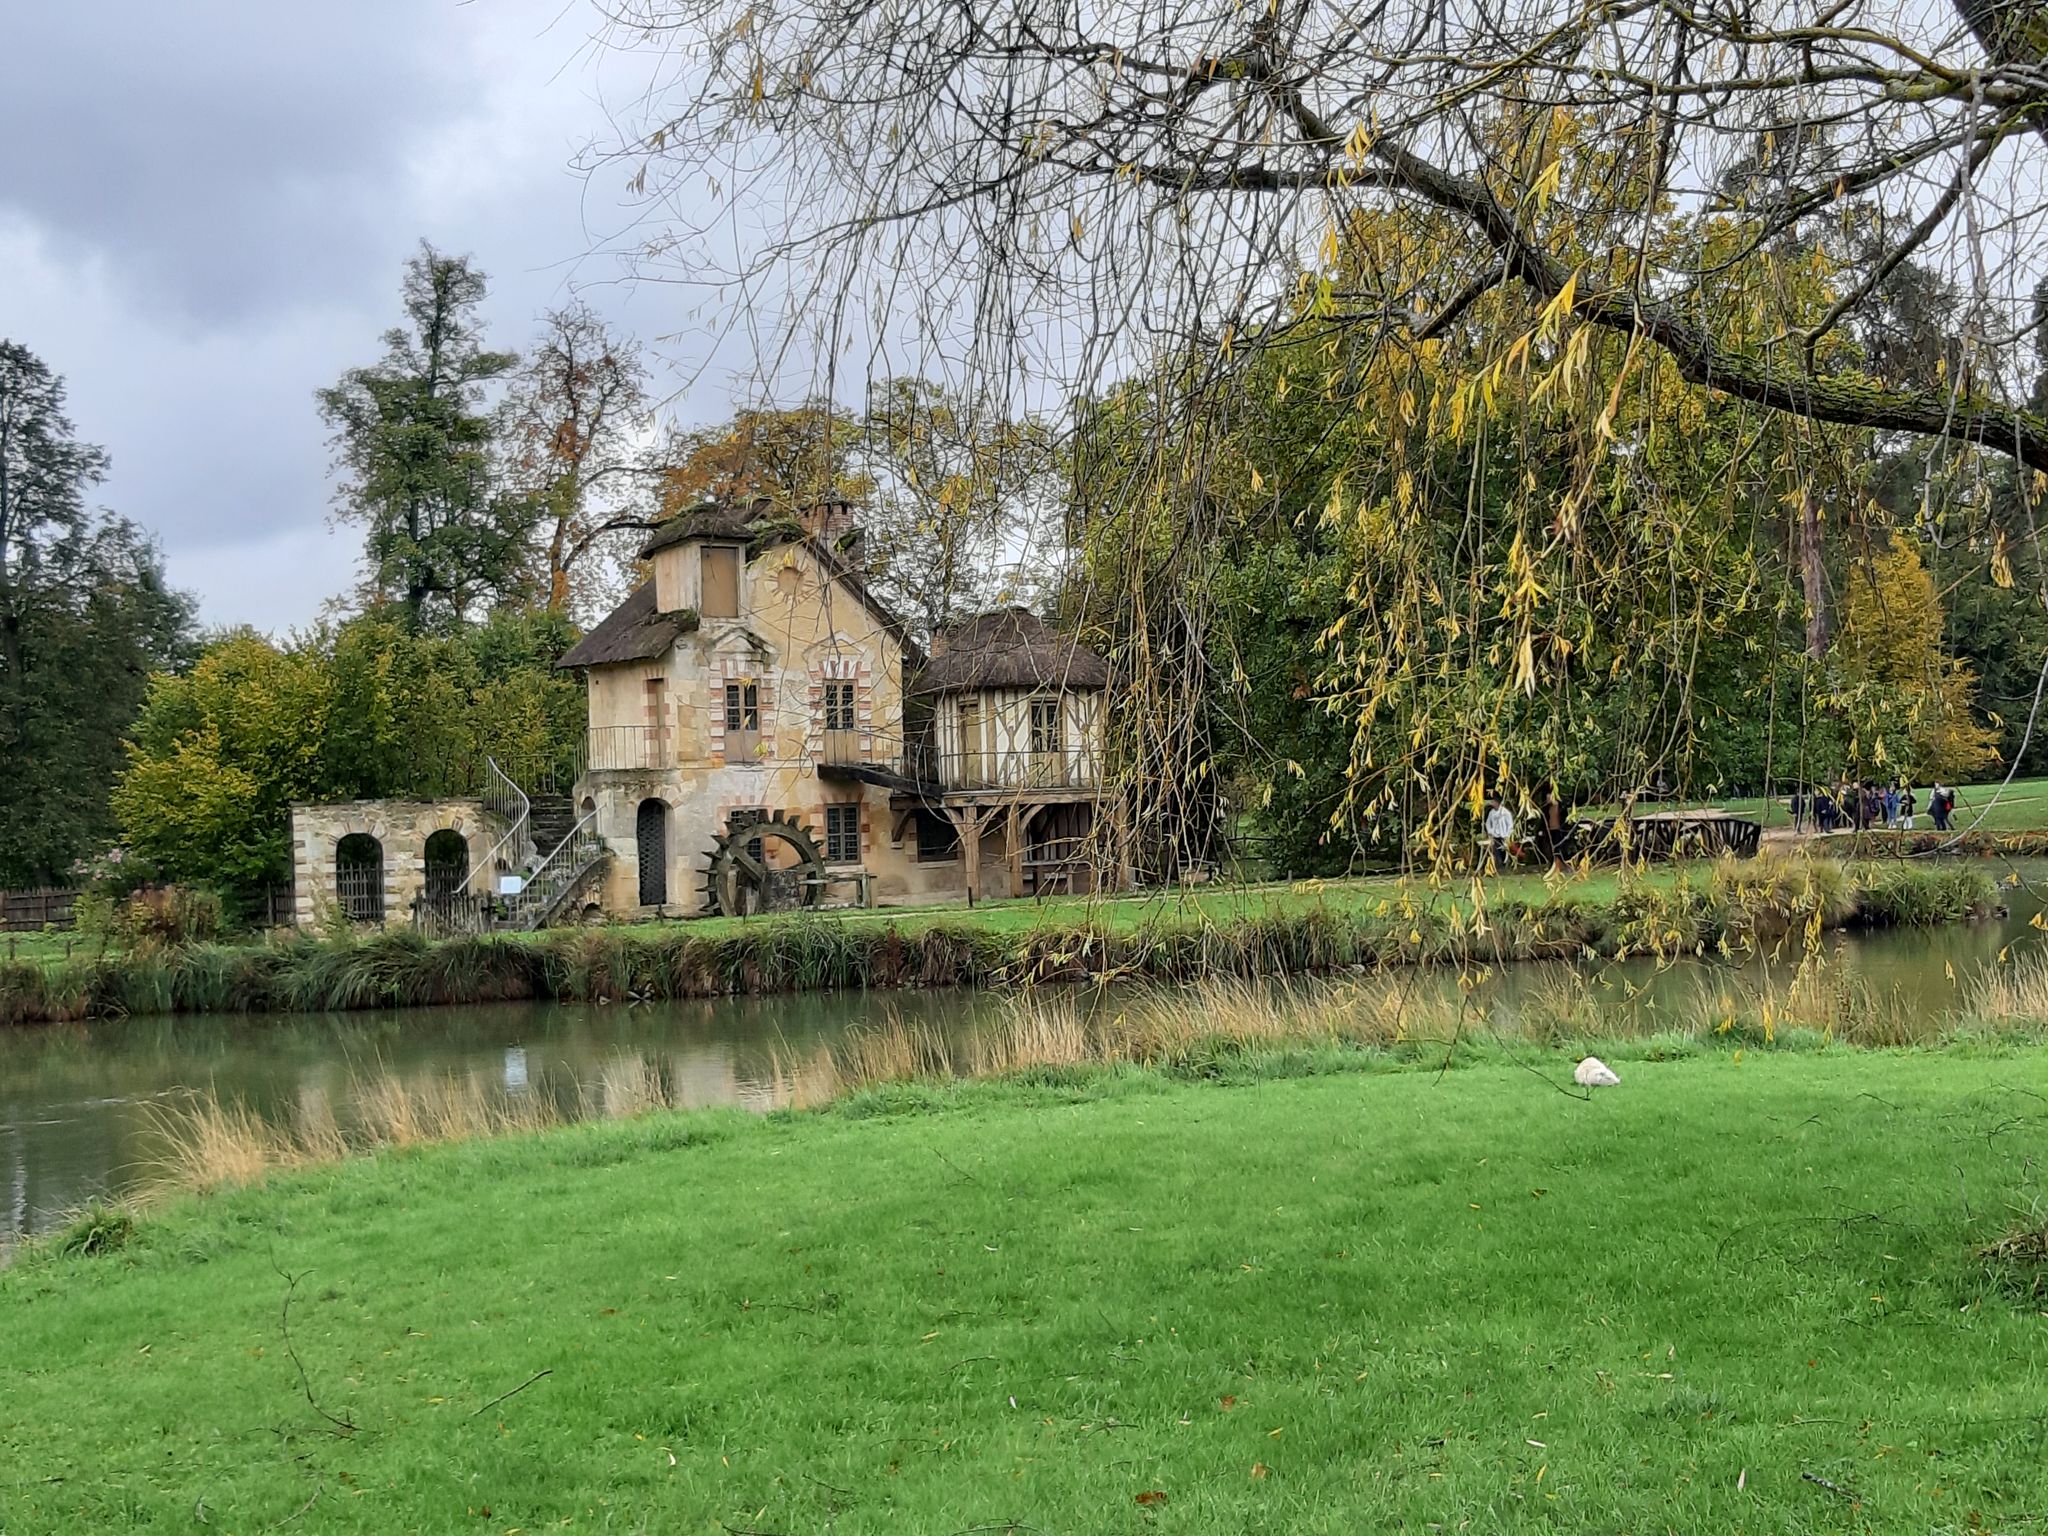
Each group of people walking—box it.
[1790,779,1959,834]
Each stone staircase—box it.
[528,793,578,860]
[500,802,607,930]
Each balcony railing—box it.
[588,724,672,772]
[919,745,1102,792]
[582,718,1102,794]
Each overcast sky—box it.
[2,2,731,634]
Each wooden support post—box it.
[1010,802,1047,896]
[944,804,992,904]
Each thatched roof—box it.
[912,608,1109,695]
[568,499,922,670]
[629,497,920,656]
[638,501,758,557]
[555,582,700,670]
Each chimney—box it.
[799,496,864,565]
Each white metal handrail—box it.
[496,810,602,927]
[466,756,533,896]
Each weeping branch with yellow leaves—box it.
[590,0,2043,865]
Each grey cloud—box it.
[0,2,744,630]
[3,2,473,324]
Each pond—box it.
[7,864,2048,1243]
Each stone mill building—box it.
[287,497,1122,929]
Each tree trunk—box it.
[1801,490,1830,660]
[0,406,20,701]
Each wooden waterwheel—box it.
[700,811,830,916]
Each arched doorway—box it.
[423,829,470,901]
[636,799,668,906]
[335,833,385,922]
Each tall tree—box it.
[1834,532,2002,779]
[318,243,529,629]
[502,303,658,616]
[0,341,103,692]
[856,377,1057,638]
[656,402,866,515]
[0,342,193,885]
[607,0,2048,470]
[603,0,2048,843]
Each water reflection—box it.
[6,864,2048,1241]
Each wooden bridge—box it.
[1613,808,1762,860]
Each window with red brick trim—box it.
[823,803,861,862]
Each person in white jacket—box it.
[1483,800,1515,871]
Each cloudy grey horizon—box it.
[1,3,752,634]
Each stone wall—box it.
[289,799,489,929]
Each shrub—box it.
[50,1200,135,1258]
[1710,853,1856,938]
[74,884,226,948]
[1852,862,1997,925]
[1977,1205,2048,1305]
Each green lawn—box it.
[0,929,99,969]
[8,1046,2048,1531]
[1911,775,2048,832]
[649,864,1665,942]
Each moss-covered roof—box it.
[637,501,759,558]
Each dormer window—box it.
[701,545,742,618]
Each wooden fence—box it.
[0,884,295,933]
[2,887,79,932]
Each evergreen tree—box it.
[318,243,531,629]
[0,341,193,884]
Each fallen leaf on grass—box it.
[1250,1463,1269,1479]
[1219,1396,1237,1411]
[1135,1490,1169,1506]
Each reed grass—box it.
[133,935,2048,1214]
[2,856,1997,1028]
[1965,951,2048,1023]
[137,1072,560,1200]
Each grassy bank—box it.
[1593,772,2048,830]
[9,1043,2048,1532]
[0,856,1999,1026]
